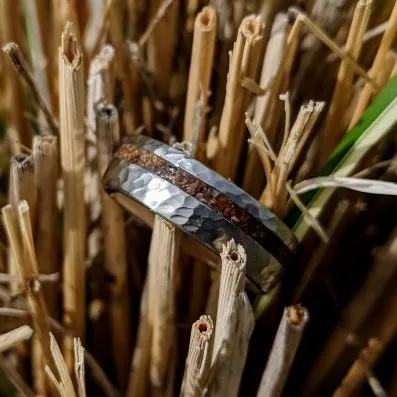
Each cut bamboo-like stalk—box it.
[180,315,213,397]
[349,0,397,128]
[256,306,309,397]
[319,0,371,165]
[59,22,86,366]
[208,240,254,397]
[149,216,181,396]
[0,0,31,152]
[243,13,288,197]
[183,6,216,160]
[96,102,131,390]
[2,202,57,391]
[213,16,264,180]
[0,325,33,353]
[33,136,59,318]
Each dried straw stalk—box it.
[302,225,397,395]
[0,325,33,353]
[146,0,179,97]
[2,202,57,392]
[96,102,131,389]
[243,13,289,197]
[59,23,86,365]
[349,0,397,128]
[319,0,371,165]
[8,155,37,294]
[257,306,309,397]
[0,0,31,152]
[208,240,254,397]
[183,6,216,161]
[180,315,213,397]
[33,136,59,318]
[149,216,181,396]
[213,16,264,180]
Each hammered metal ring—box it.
[102,135,297,294]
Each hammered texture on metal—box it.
[130,135,297,251]
[104,160,284,293]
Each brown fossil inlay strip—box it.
[115,144,293,267]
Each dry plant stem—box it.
[319,0,371,165]
[349,0,397,128]
[209,240,254,397]
[8,155,37,294]
[126,283,151,397]
[2,43,58,135]
[183,6,217,158]
[180,315,213,397]
[377,50,397,88]
[109,1,138,134]
[0,0,31,152]
[146,0,180,97]
[149,216,181,396]
[257,306,309,397]
[0,325,33,353]
[289,8,378,90]
[332,338,383,397]
[303,225,397,395]
[33,136,59,318]
[22,0,53,121]
[213,16,264,180]
[0,355,36,397]
[243,13,288,197]
[59,23,86,366]
[96,103,131,389]
[2,203,57,388]
[82,0,107,57]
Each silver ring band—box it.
[102,135,297,294]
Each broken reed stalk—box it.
[33,136,59,318]
[59,23,86,366]
[302,225,397,396]
[213,16,264,180]
[183,6,216,161]
[0,325,33,353]
[349,0,397,128]
[2,202,57,392]
[2,42,58,136]
[180,315,213,397]
[243,13,289,197]
[256,306,309,397]
[8,155,37,294]
[0,0,31,152]
[208,240,254,397]
[319,0,371,166]
[86,44,115,264]
[149,216,181,396]
[96,102,131,389]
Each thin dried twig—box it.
[0,325,33,353]
[257,306,309,397]
[2,42,58,135]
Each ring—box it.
[102,135,297,294]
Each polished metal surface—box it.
[103,135,297,294]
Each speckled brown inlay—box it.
[115,143,293,268]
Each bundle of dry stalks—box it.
[0,0,396,396]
